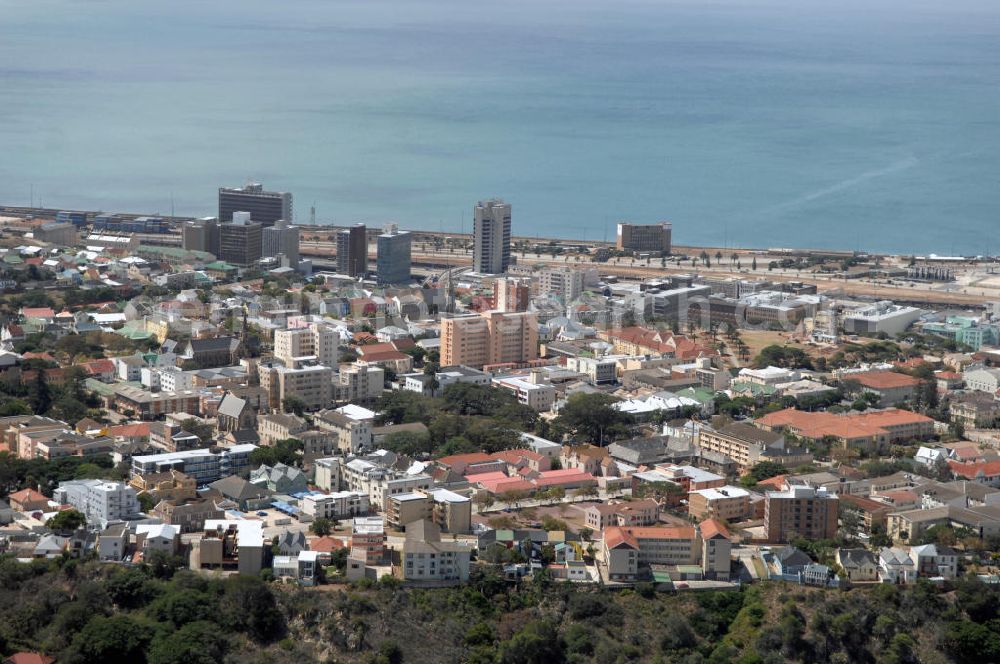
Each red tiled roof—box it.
[110,423,150,438]
[851,371,921,390]
[756,407,932,441]
[21,307,55,318]
[699,518,731,540]
[948,459,1000,480]
[604,525,697,549]
[9,488,47,504]
[5,653,55,664]
[492,448,544,464]
[309,536,348,553]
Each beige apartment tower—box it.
[441,311,538,370]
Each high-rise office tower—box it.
[218,182,292,228]
[473,199,511,275]
[376,224,412,285]
[219,211,263,267]
[263,218,300,267]
[616,222,672,254]
[336,224,367,277]
[182,217,220,257]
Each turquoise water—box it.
[1,0,999,253]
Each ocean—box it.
[1,0,999,254]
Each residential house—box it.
[836,548,879,583]
[208,476,272,511]
[250,463,308,494]
[879,547,916,584]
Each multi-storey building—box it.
[441,311,538,370]
[493,277,532,312]
[335,363,385,404]
[473,198,511,274]
[351,516,386,564]
[602,525,698,581]
[396,520,472,583]
[259,360,333,412]
[53,480,140,525]
[218,211,262,267]
[336,223,367,277]
[764,484,839,543]
[274,323,339,367]
[131,445,258,484]
[181,217,220,257]
[302,491,370,520]
[315,404,375,453]
[697,422,786,473]
[375,224,411,285]
[537,267,584,302]
[688,486,751,522]
[218,182,292,227]
[385,488,472,534]
[262,217,300,265]
[616,222,671,254]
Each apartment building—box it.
[315,405,375,453]
[697,422,786,473]
[301,491,370,520]
[441,311,538,370]
[259,361,333,411]
[700,518,732,580]
[128,470,197,504]
[537,267,585,301]
[493,276,532,312]
[151,498,223,533]
[274,323,339,367]
[492,370,557,411]
[385,488,472,534]
[473,199,512,275]
[131,445,257,484]
[190,519,265,576]
[351,516,386,564]
[396,519,472,584]
[688,485,751,522]
[53,480,141,526]
[335,363,385,404]
[764,485,839,543]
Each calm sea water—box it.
[1,0,999,253]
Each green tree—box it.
[498,620,564,664]
[65,615,153,663]
[310,517,333,536]
[148,620,227,664]
[47,508,86,532]
[552,392,632,445]
[282,396,307,416]
[28,367,53,414]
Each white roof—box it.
[336,404,376,420]
[690,485,750,500]
[136,523,178,540]
[204,519,264,547]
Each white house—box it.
[879,547,916,584]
